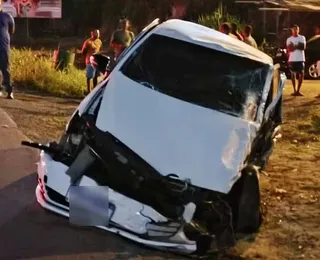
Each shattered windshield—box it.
[120,34,270,121]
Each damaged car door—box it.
[246,64,285,169]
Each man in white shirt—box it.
[286,24,306,96]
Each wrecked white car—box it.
[22,19,286,257]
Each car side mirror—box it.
[91,54,111,74]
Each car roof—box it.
[152,19,273,66]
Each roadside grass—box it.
[11,48,86,98]
[240,82,320,260]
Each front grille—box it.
[45,185,69,207]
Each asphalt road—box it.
[0,108,185,260]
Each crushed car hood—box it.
[94,72,259,194]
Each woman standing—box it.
[110,19,135,61]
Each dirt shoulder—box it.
[0,89,79,144]
[0,81,319,260]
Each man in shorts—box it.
[81,29,102,94]
[286,24,306,96]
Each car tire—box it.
[306,62,320,80]
[235,167,262,234]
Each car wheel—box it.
[306,62,320,79]
[235,167,261,233]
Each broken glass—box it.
[121,34,270,121]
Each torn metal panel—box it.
[96,72,260,194]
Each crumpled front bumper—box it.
[35,150,200,256]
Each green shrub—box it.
[198,3,275,58]
[258,38,277,57]
[10,48,86,98]
[198,2,244,32]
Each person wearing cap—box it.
[286,24,306,96]
[81,29,102,94]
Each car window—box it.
[120,34,270,121]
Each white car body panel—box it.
[95,72,259,194]
[38,151,169,235]
[38,151,70,195]
[109,19,274,125]
[61,19,277,195]
[68,82,105,129]
[36,186,196,252]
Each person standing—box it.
[307,24,320,43]
[311,25,320,98]
[231,23,243,41]
[242,25,258,48]
[0,0,15,99]
[286,24,306,96]
[110,19,135,61]
[219,23,238,39]
[81,29,102,94]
